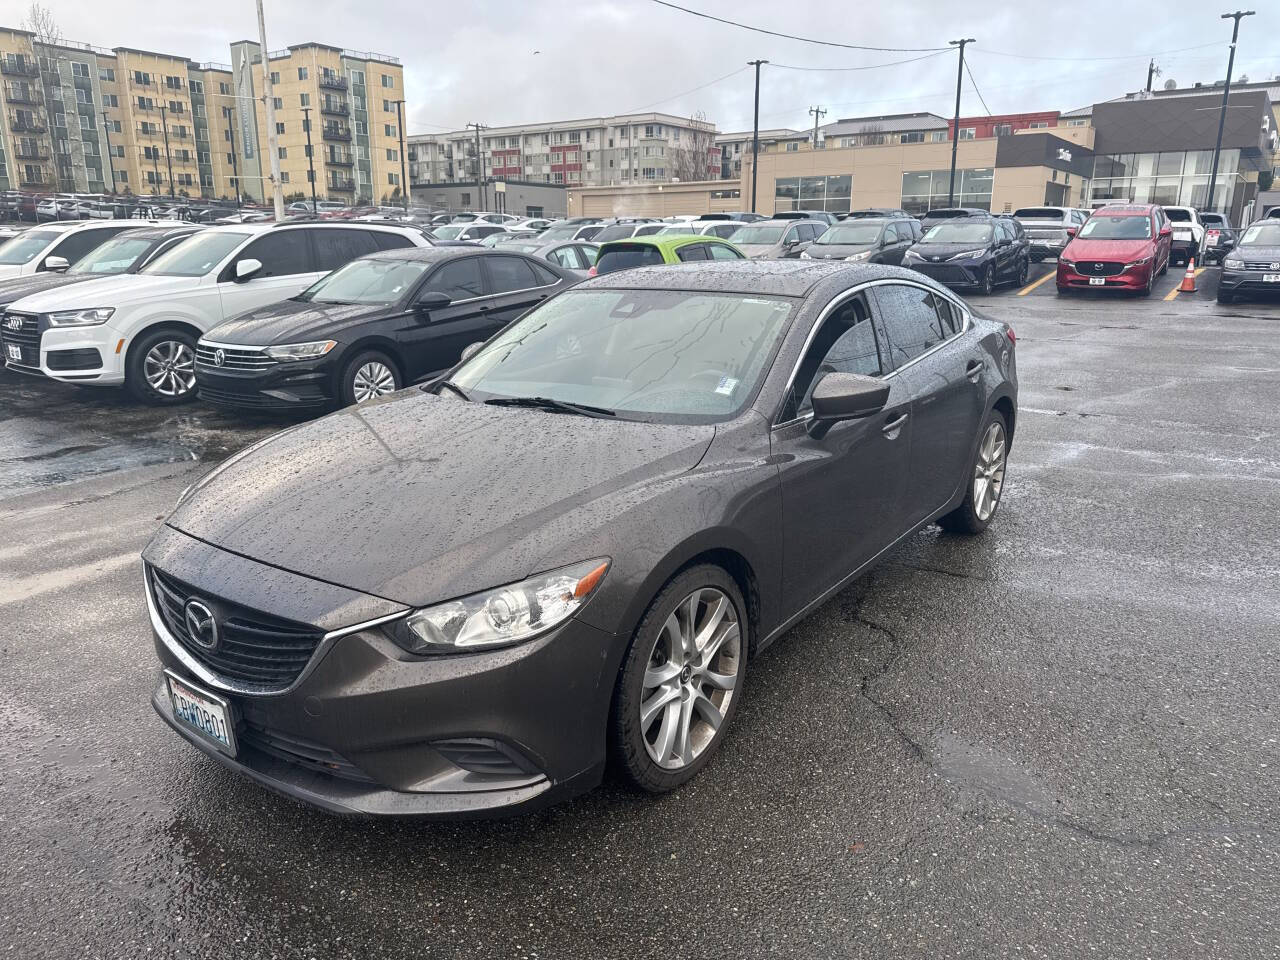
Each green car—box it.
[592,234,746,275]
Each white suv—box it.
[1161,206,1205,265]
[4,221,429,404]
[0,220,169,279]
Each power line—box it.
[963,57,992,116]
[623,64,751,113]
[648,0,948,53]
[976,41,1222,62]
[767,51,950,72]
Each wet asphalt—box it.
[1,268,1278,959]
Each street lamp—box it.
[1205,10,1255,213]
[301,106,317,214]
[392,99,409,211]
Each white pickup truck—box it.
[1162,206,1204,266]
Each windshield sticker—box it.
[715,376,739,396]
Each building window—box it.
[381,74,394,88]
[79,115,91,131]
[280,171,290,183]
[384,123,396,137]
[189,79,203,94]
[76,89,91,105]
[785,142,799,152]
[219,82,231,95]
[386,148,398,161]
[899,131,924,144]
[100,67,115,82]
[111,120,122,133]
[774,174,852,213]
[72,61,89,78]
[116,170,128,183]
[388,172,400,185]
[278,147,287,159]
[1029,121,1049,129]
[994,124,1013,137]
[273,97,283,109]
[276,122,285,134]
[103,94,118,108]
[300,93,310,107]
[169,101,184,113]
[900,167,992,213]
[1066,118,1087,127]
[298,67,308,80]
[929,131,947,142]
[958,128,976,140]
[270,71,280,84]
[351,69,364,85]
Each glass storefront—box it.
[774,174,852,213]
[900,168,993,213]
[1089,150,1242,212]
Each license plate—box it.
[166,670,237,756]
[5,344,20,362]
[1264,274,1280,283]
[1089,277,1106,286]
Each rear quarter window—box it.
[594,244,667,275]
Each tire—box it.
[1158,255,1168,277]
[125,327,198,405]
[1056,284,1071,296]
[979,264,994,296]
[339,349,401,406]
[1139,269,1154,297]
[609,564,748,793]
[938,408,1009,536]
[1016,257,1029,288]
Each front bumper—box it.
[1056,261,1152,291]
[1,311,126,384]
[906,258,990,287]
[196,356,337,410]
[1171,238,1198,260]
[1218,268,1280,297]
[144,529,619,818]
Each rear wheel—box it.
[979,264,994,296]
[125,327,198,405]
[1016,257,1029,287]
[938,409,1009,535]
[610,565,747,793]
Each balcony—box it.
[318,73,348,91]
[321,123,351,141]
[328,177,355,192]
[1,59,39,77]
[325,150,354,167]
[10,115,46,134]
[5,85,42,105]
[14,144,48,161]
[320,99,349,117]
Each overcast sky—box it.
[31,0,1280,135]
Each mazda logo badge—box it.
[213,348,225,367]
[183,599,219,650]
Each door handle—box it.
[965,360,984,381]
[881,412,908,436]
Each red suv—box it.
[1057,204,1173,295]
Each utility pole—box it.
[947,38,975,207]
[158,104,175,198]
[224,106,242,208]
[300,106,317,214]
[808,105,826,150]
[393,99,408,210]
[1145,58,1157,92]
[255,0,286,220]
[1205,10,1255,213]
[100,111,117,195]
[467,122,485,210]
[748,59,767,214]
[149,133,161,198]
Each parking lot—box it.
[1,269,1278,958]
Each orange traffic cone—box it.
[1179,257,1198,293]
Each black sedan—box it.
[147,260,1017,818]
[1218,220,1280,303]
[193,248,579,410]
[903,218,1030,294]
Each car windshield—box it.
[142,231,249,276]
[0,229,60,265]
[728,225,784,244]
[592,225,638,243]
[68,235,155,274]
[1013,208,1065,220]
[815,224,882,245]
[1078,216,1151,240]
[1240,223,1280,245]
[297,257,430,305]
[594,245,667,275]
[450,290,793,422]
[923,222,993,243]
[432,226,467,240]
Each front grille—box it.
[195,343,277,370]
[1241,260,1280,270]
[240,723,373,783]
[1074,260,1124,277]
[1,310,42,362]
[46,348,102,371]
[149,566,324,689]
[913,264,971,284]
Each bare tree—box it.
[669,111,716,182]
[22,1,62,45]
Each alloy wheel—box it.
[143,340,196,398]
[973,419,1007,522]
[981,265,994,296]
[639,587,741,771]
[351,361,397,402]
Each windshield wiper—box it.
[433,379,471,402]
[485,395,615,418]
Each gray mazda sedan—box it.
[145,260,1017,818]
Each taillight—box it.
[1005,326,1016,345]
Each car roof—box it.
[120,225,204,240]
[581,259,906,297]
[598,234,736,254]
[357,246,543,264]
[1094,204,1155,215]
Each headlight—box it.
[1223,257,1244,269]
[845,250,872,262]
[947,249,986,261]
[1125,256,1152,268]
[390,559,610,654]
[46,307,114,327]
[1060,258,1075,269]
[799,250,811,259]
[264,339,336,361]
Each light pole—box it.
[393,99,409,210]
[1205,10,1255,213]
[255,0,285,219]
[748,59,766,214]
[158,104,176,198]
[100,111,117,195]
[301,106,317,214]
[947,38,975,208]
[224,106,242,208]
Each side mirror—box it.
[414,290,451,319]
[42,255,70,273]
[1065,226,1077,238]
[460,341,484,362]
[809,372,890,435]
[1159,225,1172,237]
[234,257,262,282]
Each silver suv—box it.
[1012,207,1089,262]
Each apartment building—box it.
[714,128,807,179]
[0,27,404,204]
[818,113,951,149]
[407,112,721,195]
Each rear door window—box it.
[871,283,951,371]
[424,257,487,300]
[781,293,882,421]
[313,228,379,272]
[485,255,540,293]
[594,244,666,276]
[371,230,415,251]
[237,230,315,278]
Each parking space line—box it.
[1163,267,1206,301]
[1017,271,1056,297]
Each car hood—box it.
[911,242,993,259]
[806,243,874,259]
[12,273,194,312]
[0,273,103,309]
[737,244,779,258]
[1063,238,1153,261]
[167,392,716,607]
[203,298,391,346]
[1230,244,1280,263]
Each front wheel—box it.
[610,565,747,793]
[339,350,401,405]
[1016,257,1029,287]
[938,409,1009,535]
[126,328,198,405]
[979,264,994,296]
